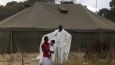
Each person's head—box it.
[44,36,48,42]
[51,40,55,45]
[58,25,63,32]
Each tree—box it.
[110,0,115,7]
[109,0,115,22]
[0,1,26,21]
[97,8,110,17]
[0,0,54,21]
[97,0,115,22]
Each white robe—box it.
[42,57,51,65]
[37,29,72,64]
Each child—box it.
[41,36,51,65]
[50,40,55,63]
[50,40,55,54]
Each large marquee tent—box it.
[0,2,115,53]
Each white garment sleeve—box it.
[63,30,72,61]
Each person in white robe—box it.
[35,25,72,64]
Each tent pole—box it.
[22,51,24,65]
[9,29,13,65]
[10,29,13,54]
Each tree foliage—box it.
[98,8,110,17]
[0,0,51,21]
[0,1,26,21]
[98,0,115,22]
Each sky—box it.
[0,0,27,5]
[0,0,112,12]
[76,0,111,12]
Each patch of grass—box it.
[0,52,115,65]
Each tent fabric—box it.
[0,2,115,30]
[0,2,115,53]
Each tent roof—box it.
[0,2,115,31]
